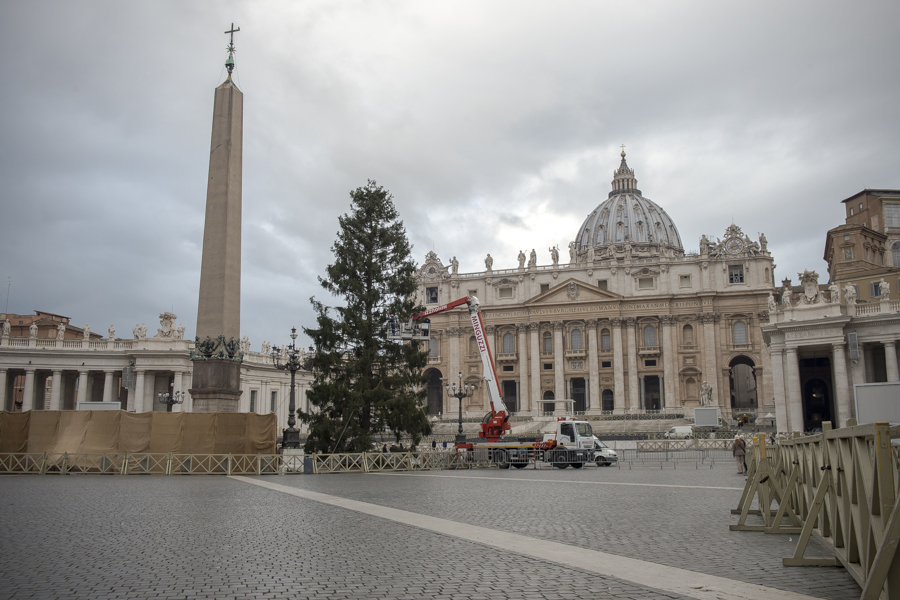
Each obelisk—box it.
[190,25,244,412]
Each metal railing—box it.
[730,423,900,599]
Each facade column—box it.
[769,348,789,434]
[700,313,720,405]
[172,371,184,413]
[611,318,626,413]
[586,319,599,413]
[49,370,63,411]
[529,323,541,414]
[22,369,36,412]
[133,370,145,413]
[831,343,852,428]
[516,323,529,413]
[102,371,115,403]
[784,347,804,433]
[183,371,193,412]
[0,369,7,411]
[448,327,461,415]
[661,316,677,410]
[552,321,565,408]
[76,370,89,407]
[625,318,639,410]
[884,341,900,382]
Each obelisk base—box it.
[190,359,242,413]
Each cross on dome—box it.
[224,23,240,76]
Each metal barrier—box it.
[730,423,900,599]
[617,448,733,466]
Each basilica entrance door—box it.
[502,380,518,413]
[642,376,661,411]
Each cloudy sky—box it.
[1,1,897,348]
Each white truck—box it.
[474,417,600,469]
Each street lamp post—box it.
[445,371,473,445]
[271,327,313,450]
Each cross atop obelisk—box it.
[224,23,240,76]
[190,26,245,412]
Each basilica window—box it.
[643,325,657,347]
[270,391,277,413]
[679,275,691,288]
[885,204,900,228]
[543,333,553,353]
[728,265,744,284]
[597,279,608,291]
[540,283,550,294]
[733,321,747,345]
[600,329,611,351]
[502,333,515,354]
[249,390,257,413]
[426,287,438,304]
[638,277,654,290]
[892,241,900,267]
[429,337,439,358]
[499,287,513,299]
[571,329,583,350]
[682,324,694,346]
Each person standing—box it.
[732,436,746,474]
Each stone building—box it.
[0,311,312,434]
[416,153,776,421]
[762,189,900,433]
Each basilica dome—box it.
[574,153,683,255]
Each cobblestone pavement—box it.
[0,466,860,600]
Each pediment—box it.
[525,278,622,305]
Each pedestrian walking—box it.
[382,444,388,453]
[431,439,437,450]
[732,436,746,474]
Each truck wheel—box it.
[495,450,510,469]
[553,462,569,469]
[596,458,608,467]
[570,462,583,469]
[512,463,526,469]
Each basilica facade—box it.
[416,154,776,421]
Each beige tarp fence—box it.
[0,411,276,455]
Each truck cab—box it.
[542,419,596,449]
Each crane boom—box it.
[408,296,510,441]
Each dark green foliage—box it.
[299,181,432,453]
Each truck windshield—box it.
[575,422,593,437]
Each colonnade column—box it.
[831,342,852,428]
[611,318,625,413]
[172,371,184,413]
[529,323,541,413]
[661,316,676,410]
[76,370,89,406]
[625,318,639,410]
[22,369,36,412]
[586,319,599,413]
[552,321,565,407]
[0,369,7,411]
[700,313,720,405]
[102,371,115,403]
[47,370,62,411]
[884,341,900,382]
[784,347,804,433]
[133,370,145,413]
[769,348,789,434]
[516,323,529,412]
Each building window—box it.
[600,329,611,351]
[502,333,515,353]
[544,363,553,370]
[892,242,900,267]
[540,283,550,294]
[643,325,656,347]
[499,287,513,299]
[870,281,881,298]
[645,359,657,367]
[468,289,478,298]
[764,268,770,283]
[249,390,257,413]
[679,275,691,288]
[426,287,438,303]
[886,204,900,228]
[502,365,514,372]
[638,277,654,290]
[601,360,612,368]
[844,247,853,259]
[468,336,477,357]
[543,333,552,353]
[733,321,747,345]
[597,279,608,291]
[682,324,694,346]
[429,337,438,357]
[270,391,277,413]
[571,329,583,350]
[728,265,744,284]
[850,208,854,216]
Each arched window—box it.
[543,332,553,353]
[682,324,694,346]
[502,332,515,354]
[892,241,900,267]
[600,328,611,351]
[733,321,747,345]
[429,337,438,357]
[468,336,477,357]
[571,329,583,350]
[643,325,656,347]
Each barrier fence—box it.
[731,422,900,600]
